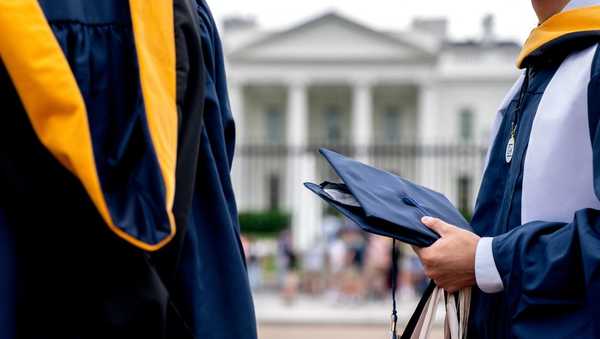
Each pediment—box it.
[229,13,435,63]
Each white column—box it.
[287,81,308,149]
[417,82,439,190]
[417,82,438,145]
[352,81,373,164]
[229,81,246,210]
[286,81,321,252]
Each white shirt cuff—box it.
[475,237,504,293]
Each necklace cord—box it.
[513,68,531,134]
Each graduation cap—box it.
[304,148,472,245]
[304,148,472,339]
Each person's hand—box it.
[413,216,480,293]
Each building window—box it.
[268,173,280,210]
[325,106,342,144]
[383,107,401,144]
[265,107,283,144]
[457,175,472,218]
[459,108,474,142]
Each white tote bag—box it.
[400,287,471,339]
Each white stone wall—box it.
[432,80,516,143]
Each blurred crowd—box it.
[241,214,429,304]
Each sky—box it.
[209,0,538,44]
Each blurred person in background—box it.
[337,226,367,303]
[414,0,600,337]
[302,235,326,296]
[244,235,263,290]
[278,230,299,304]
[345,226,367,270]
[0,1,256,338]
[399,248,427,300]
[363,235,391,301]
[326,227,348,302]
[322,208,343,243]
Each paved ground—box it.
[253,291,445,325]
[259,324,444,339]
[253,291,445,338]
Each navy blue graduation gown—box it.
[0,0,256,338]
[468,7,600,338]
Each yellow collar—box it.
[517,5,600,68]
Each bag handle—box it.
[398,283,472,339]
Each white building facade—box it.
[223,13,521,250]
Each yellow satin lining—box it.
[517,5,600,68]
[129,0,178,245]
[0,0,177,251]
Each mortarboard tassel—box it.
[391,238,399,339]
